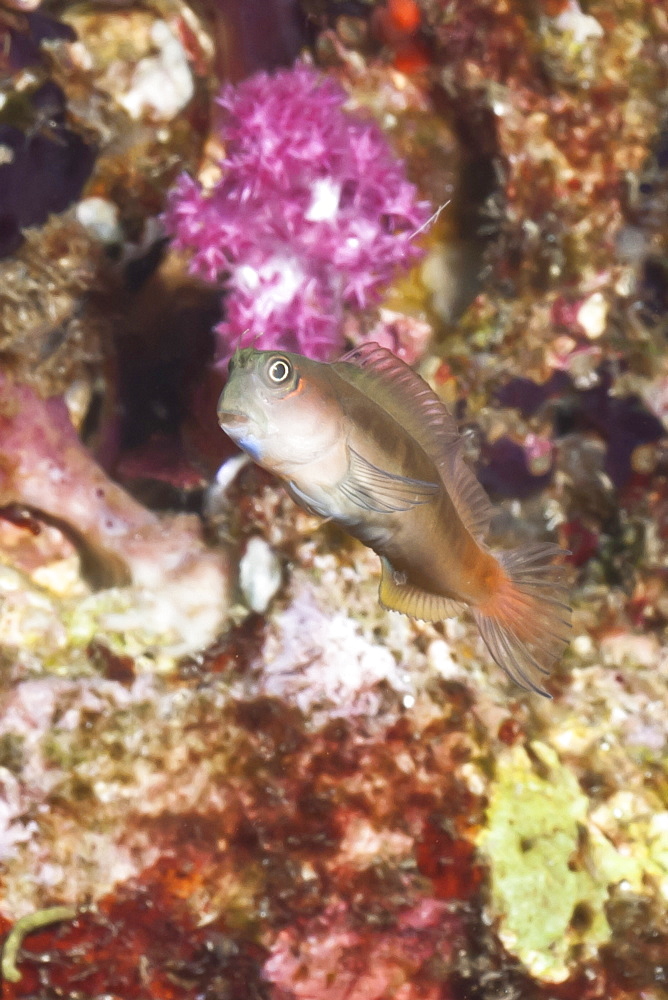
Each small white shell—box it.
[239,536,282,614]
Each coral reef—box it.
[0,0,667,998]
[0,219,113,413]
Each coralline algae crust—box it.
[479,740,666,983]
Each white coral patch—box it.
[554,1,604,43]
[76,197,122,245]
[577,292,608,339]
[257,588,410,718]
[119,21,194,121]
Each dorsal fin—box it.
[334,344,493,541]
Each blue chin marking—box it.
[238,437,263,461]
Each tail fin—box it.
[471,543,571,697]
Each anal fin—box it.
[379,558,466,623]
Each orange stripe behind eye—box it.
[283,377,305,399]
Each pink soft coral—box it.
[164,64,430,365]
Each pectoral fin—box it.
[379,558,466,622]
[339,448,440,514]
[287,481,333,518]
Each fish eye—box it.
[267,356,292,384]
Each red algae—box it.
[0,675,501,994]
[416,818,484,901]
[0,880,269,999]
[182,613,268,677]
[496,715,524,746]
[86,639,137,685]
[264,897,461,1000]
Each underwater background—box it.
[0,0,667,996]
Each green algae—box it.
[1,905,78,984]
[478,742,640,982]
[0,567,189,678]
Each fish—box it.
[218,343,571,695]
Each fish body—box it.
[218,344,571,694]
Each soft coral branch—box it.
[164,64,431,366]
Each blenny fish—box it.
[218,344,571,695]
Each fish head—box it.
[217,348,346,476]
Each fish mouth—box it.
[218,410,250,430]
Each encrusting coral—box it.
[0,372,230,661]
[0,0,668,997]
